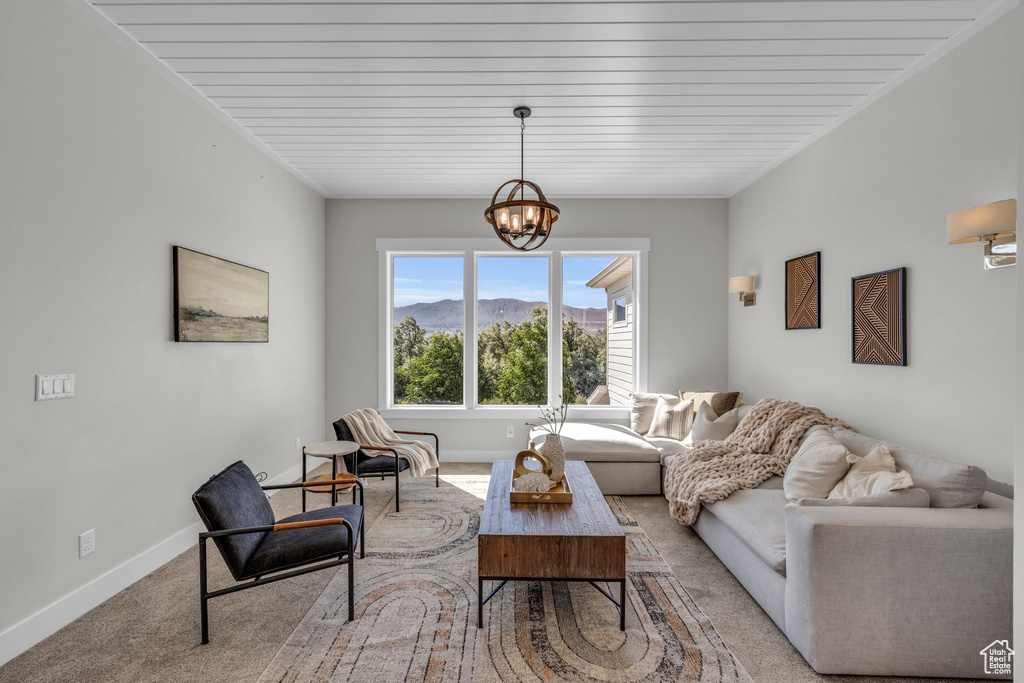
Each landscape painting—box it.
[173,246,269,342]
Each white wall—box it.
[326,198,729,454]
[1014,0,1023,660]
[0,0,326,655]
[728,10,1019,484]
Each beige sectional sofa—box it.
[532,409,1014,679]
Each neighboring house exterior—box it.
[585,257,634,405]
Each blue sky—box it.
[392,256,615,308]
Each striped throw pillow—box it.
[647,396,695,441]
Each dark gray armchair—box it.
[191,460,365,644]
[331,417,439,512]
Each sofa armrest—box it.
[784,505,1012,679]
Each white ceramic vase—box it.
[540,434,565,483]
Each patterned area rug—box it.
[258,474,751,683]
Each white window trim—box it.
[378,238,649,419]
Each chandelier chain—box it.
[520,116,525,190]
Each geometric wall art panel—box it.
[851,267,906,365]
[785,251,821,330]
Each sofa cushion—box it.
[629,392,679,435]
[833,428,987,508]
[783,427,852,503]
[648,437,690,464]
[530,423,661,463]
[702,489,787,575]
[796,488,930,508]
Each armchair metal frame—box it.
[309,423,440,513]
[198,476,365,644]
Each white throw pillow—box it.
[690,401,739,442]
[783,427,852,503]
[629,391,678,435]
[828,442,914,499]
[647,396,694,441]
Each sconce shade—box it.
[729,275,755,293]
[946,199,1017,244]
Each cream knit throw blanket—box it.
[664,398,850,525]
[341,408,439,478]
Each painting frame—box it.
[851,266,906,366]
[173,246,269,343]
[784,251,821,330]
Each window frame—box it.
[378,238,649,419]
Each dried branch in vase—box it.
[525,395,568,436]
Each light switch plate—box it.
[36,374,74,401]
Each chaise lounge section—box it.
[535,395,1013,679]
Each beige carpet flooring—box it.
[0,462,987,683]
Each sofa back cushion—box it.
[629,392,679,435]
[680,390,743,418]
[783,427,852,502]
[832,428,988,508]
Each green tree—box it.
[492,307,548,405]
[562,316,606,403]
[393,316,427,366]
[405,331,464,404]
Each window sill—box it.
[380,405,630,421]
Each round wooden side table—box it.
[302,440,360,511]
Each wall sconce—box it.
[947,198,1017,269]
[729,275,756,306]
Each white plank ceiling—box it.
[86,0,1011,198]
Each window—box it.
[391,256,463,405]
[613,297,626,324]
[379,239,647,415]
[478,256,548,406]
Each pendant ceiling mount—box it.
[484,107,560,252]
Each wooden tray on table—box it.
[510,468,573,504]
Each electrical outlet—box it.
[295,436,302,451]
[79,529,95,558]
[506,426,515,438]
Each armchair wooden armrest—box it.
[358,444,393,451]
[273,518,351,532]
[263,474,362,492]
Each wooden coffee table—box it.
[477,460,627,630]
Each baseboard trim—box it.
[441,450,517,463]
[0,457,320,667]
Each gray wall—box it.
[0,0,326,636]
[325,198,729,454]
[728,10,1019,484]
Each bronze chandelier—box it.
[484,107,560,252]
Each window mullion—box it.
[549,252,563,408]
[464,253,477,408]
